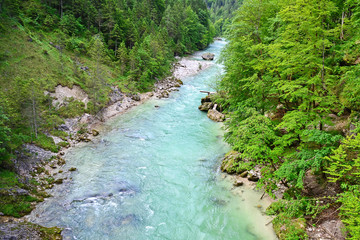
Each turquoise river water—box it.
[28,41,278,240]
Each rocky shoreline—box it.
[0,53,214,239]
[219,146,345,240]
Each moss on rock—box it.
[221,151,242,174]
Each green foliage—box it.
[0,106,12,164]
[50,129,68,141]
[0,170,41,217]
[325,134,360,185]
[0,170,22,188]
[337,188,360,239]
[231,161,254,174]
[34,133,59,153]
[272,216,307,240]
[0,195,37,217]
[220,0,353,192]
[225,110,278,163]
[58,99,86,118]
[57,141,69,148]
[267,198,330,219]
[267,198,330,239]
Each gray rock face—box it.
[15,189,29,195]
[201,53,215,60]
[108,87,124,104]
[0,221,62,240]
[13,144,56,176]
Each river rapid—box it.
[28,41,278,240]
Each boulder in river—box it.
[233,180,244,187]
[202,53,215,60]
[54,178,64,184]
[92,129,99,136]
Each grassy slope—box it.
[0,18,118,94]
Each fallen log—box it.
[200,90,216,95]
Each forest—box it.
[0,0,216,165]
[217,0,360,239]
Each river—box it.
[28,41,278,240]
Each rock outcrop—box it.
[201,53,215,60]
[45,85,89,109]
[207,105,225,122]
[199,95,225,122]
[0,220,62,240]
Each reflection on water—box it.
[28,41,277,240]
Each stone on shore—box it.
[159,91,169,98]
[239,171,248,178]
[207,109,225,122]
[248,174,259,182]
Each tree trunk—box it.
[321,36,327,92]
[340,11,345,40]
[60,0,63,18]
[0,0,5,13]
[115,39,118,57]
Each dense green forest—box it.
[217,0,360,238]
[205,0,240,35]
[0,0,215,166]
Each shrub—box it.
[34,133,59,153]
